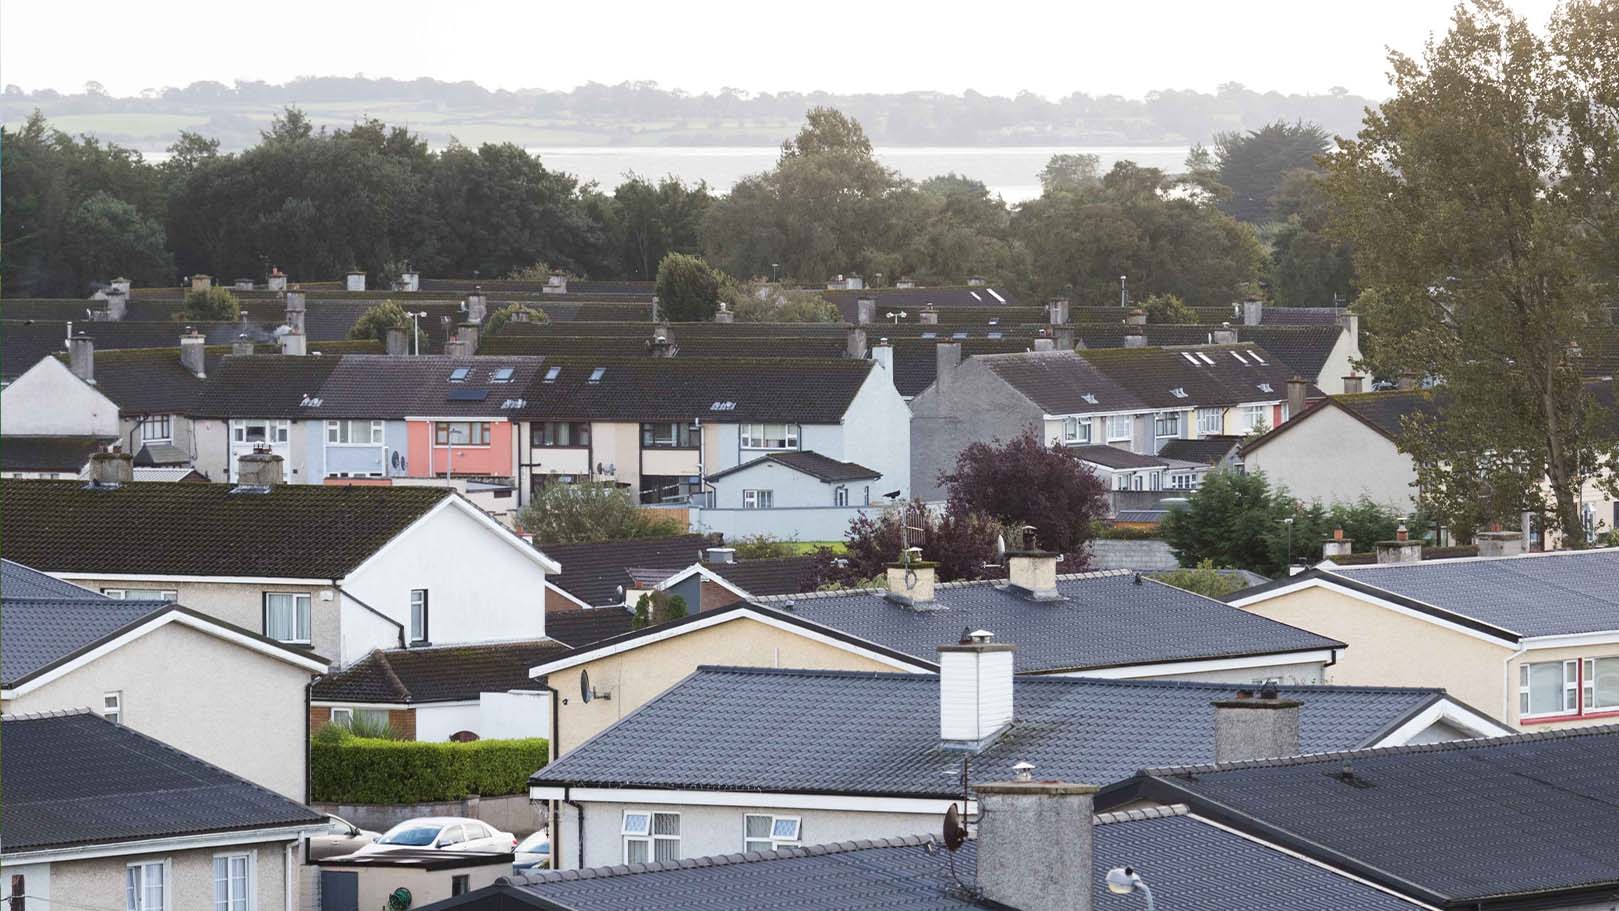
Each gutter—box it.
[544,679,564,869]
[334,581,406,648]
[1502,638,1527,723]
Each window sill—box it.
[1522,708,1619,724]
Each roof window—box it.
[988,331,1004,339]
[1181,352,1199,365]
[544,366,561,383]
[952,331,968,339]
[1230,350,1250,365]
[1197,352,1215,365]
[1250,352,1267,364]
[588,367,606,384]
[491,367,515,383]
[921,331,937,339]
[449,367,471,382]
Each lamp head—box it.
[1106,866,1142,895]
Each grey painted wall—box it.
[909,356,1043,501]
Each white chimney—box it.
[1005,531,1060,600]
[1376,521,1422,563]
[1033,337,1056,352]
[267,269,287,292]
[235,445,284,488]
[109,276,132,296]
[87,447,133,487]
[104,287,128,321]
[544,273,569,294]
[1242,299,1264,326]
[1476,529,1524,558]
[400,271,420,292]
[180,329,207,378]
[466,290,488,324]
[1047,298,1071,326]
[1322,527,1353,559]
[705,546,736,564]
[936,630,1014,748]
[895,277,915,289]
[870,338,893,380]
[346,271,366,292]
[854,297,876,326]
[385,326,408,357]
[284,290,307,334]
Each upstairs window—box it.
[1242,404,1268,432]
[623,811,680,863]
[410,589,429,644]
[264,592,312,644]
[532,422,591,448]
[744,814,802,853]
[740,423,799,450]
[641,422,697,449]
[1197,408,1223,435]
[127,860,166,911]
[104,690,123,724]
[1062,417,1092,445]
[1106,415,1132,442]
[1154,411,1181,437]
[1520,660,1578,717]
[139,416,172,442]
[231,420,289,445]
[327,419,384,445]
[435,422,491,446]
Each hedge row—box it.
[311,736,548,804]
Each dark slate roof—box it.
[824,285,1021,318]
[1074,324,1345,382]
[1322,549,1619,638]
[489,808,1419,911]
[0,479,452,578]
[513,357,874,424]
[542,535,713,607]
[71,346,212,415]
[532,666,1456,796]
[1333,390,1441,439]
[705,451,882,484]
[1259,305,1348,325]
[479,333,851,362]
[1071,445,1166,470]
[888,337,1033,397]
[312,640,568,704]
[311,354,549,418]
[1119,726,1619,906]
[768,570,1341,674]
[1,597,159,686]
[3,710,324,853]
[1,560,105,600]
[0,435,113,472]
[1078,344,1304,409]
[543,609,637,649]
[978,350,1144,414]
[1156,436,1243,466]
[191,354,344,418]
[707,555,823,597]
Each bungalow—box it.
[1228,548,1619,730]
[0,455,559,668]
[1,560,327,799]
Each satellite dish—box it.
[942,804,967,852]
[580,668,593,704]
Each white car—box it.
[355,817,516,855]
[512,830,550,873]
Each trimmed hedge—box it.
[311,736,548,804]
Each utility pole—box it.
[1120,275,1128,308]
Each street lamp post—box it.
[1283,516,1295,570]
[409,311,428,356]
[1106,867,1156,911]
[1120,275,1128,308]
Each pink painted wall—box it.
[406,420,514,477]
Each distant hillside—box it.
[0,77,1376,152]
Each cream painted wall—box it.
[332,857,506,909]
[1,356,122,436]
[55,577,336,663]
[4,623,313,799]
[551,617,902,757]
[1312,329,1360,395]
[43,841,295,911]
[643,448,701,477]
[1241,586,1509,717]
[1509,643,1619,731]
[1243,406,1419,510]
[1089,659,1326,685]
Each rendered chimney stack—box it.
[1212,323,1238,345]
[714,303,734,323]
[1337,310,1359,343]
[885,547,936,606]
[1006,529,1060,600]
[284,290,307,334]
[346,271,366,292]
[69,334,96,384]
[1047,298,1071,327]
[855,297,877,326]
[705,546,736,564]
[1375,520,1423,563]
[110,276,132,296]
[87,446,133,487]
[936,629,1014,747]
[279,331,307,356]
[1397,371,1419,391]
[180,329,207,378]
[935,342,962,397]
[236,445,284,487]
[385,326,408,356]
[1125,308,1147,326]
[233,278,255,290]
[267,268,287,292]
[1241,299,1264,326]
[104,286,128,321]
[1213,683,1302,764]
[399,270,420,292]
[191,274,213,292]
[846,327,868,359]
[444,338,469,358]
[1033,337,1056,352]
[918,306,939,325]
[543,273,568,294]
[1123,331,1148,348]
[1342,373,1365,395]
[1052,326,1075,351]
[1286,376,1308,421]
[894,277,916,289]
[975,776,1096,911]
[232,334,255,357]
[871,338,894,380]
[1475,529,1524,558]
[1321,527,1353,559]
[967,275,987,287]
[466,289,488,324]
[459,323,481,354]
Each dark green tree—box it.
[1213,120,1331,223]
[181,286,240,321]
[655,253,725,321]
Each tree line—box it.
[0,106,1346,307]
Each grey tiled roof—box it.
[1071,445,1165,470]
[311,639,568,704]
[1156,436,1242,466]
[707,555,823,597]
[532,666,1452,796]
[1325,549,1619,637]
[705,451,881,484]
[542,535,712,607]
[1,597,160,686]
[0,435,114,473]
[495,808,1418,911]
[2,710,325,853]
[543,609,637,648]
[978,350,1144,414]
[1120,726,1619,906]
[770,571,1341,673]
[1,560,106,600]
[1078,344,1307,409]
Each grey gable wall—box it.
[909,357,1045,500]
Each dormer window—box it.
[449,367,471,382]
[491,367,515,383]
[588,367,606,384]
[544,366,561,383]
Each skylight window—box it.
[1197,353,1216,365]
[588,367,606,384]
[491,367,515,383]
[1230,351,1250,365]
[986,288,1007,303]
[1249,352,1267,364]
[544,366,561,383]
[1082,393,1100,405]
[921,331,937,339]
[1181,352,1199,365]
[988,318,1000,326]
[449,367,471,382]
[970,291,983,301]
[988,331,1004,339]
[952,331,968,339]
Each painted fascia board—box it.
[2,823,330,866]
[51,571,332,585]
[1520,629,1619,649]
[312,699,480,710]
[1051,648,1337,680]
[529,608,933,678]
[1372,698,1514,746]
[529,786,965,815]
[4,610,328,698]
[1229,576,1520,645]
[346,493,561,579]
[654,563,753,602]
[545,578,596,610]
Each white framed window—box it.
[1154,411,1181,437]
[1061,417,1092,445]
[834,486,849,507]
[101,588,178,601]
[1130,473,1144,491]
[1114,473,1128,491]
[1242,404,1268,432]
[1197,407,1223,435]
[231,420,289,444]
[212,852,253,911]
[743,814,802,853]
[264,592,312,644]
[1520,660,1578,717]
[126,860,166,911]
[104,690,123,724]
[330,707,353,727]
[327,419,383,445]
[410,589,429,644]
[139,416,173,442]
[743,489,774,509]
[740,423,799,450]
[1586,657,1619,712]
[623,811,680,863]
[1169,472,1196,490]
[1106,415,1132,442]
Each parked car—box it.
[307,814,380,860]
[355,817,516,855]
[513,830,550,872]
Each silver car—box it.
[354,817,516,855]
[307,814,381,861]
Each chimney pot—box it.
[1213,688,1303,763]
[974,779,1096,911]
[69,334,96,384]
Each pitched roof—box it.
[489,809,1420,911]
[1117,725,1619,906]
[768,570,1341,674]
[0,479,452,578]
[309,354,549,418]
[1319,549,1619,638]
[513,357,874,424]
[1157,435,1243,465]
[72,346,213,415]
[0,435,113,472]
[1260,305,1349,325]
[541,535,713,607]
[1071,444,1166,470]
[1078,344,1305,408]
[191,353,345,418]
[1,560,104,600]
[1333,390,1442,439]
[705,451,882,484]
[1074,324,1346,382]
[1,597,160,686]
[311,640,568,704]
[977,349,1144,414]
[707,555,823,597]
[2,710,324,854]
[532,666,1463,796]
[823,285,1021,317]
[542,609,638,649]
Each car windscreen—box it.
[379,825,441,846]
[516,832,549,853]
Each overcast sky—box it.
[1,0,1561,100]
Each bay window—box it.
[740,423,799,450]
[264,592,312,644]
[327,419,383,445]
[435,422,491,446]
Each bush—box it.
[1151,559,1248,599]
[182,286,240,321]
[520,481,683,544]
[727,533,801,559]
[484,303,548,336]
[655,253,725,321]
[348,299,424,350]
[311,736,549,804]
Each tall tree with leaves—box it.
[655,253,725,321]
[1214,120,1331,224]
[941,429,1108,556]
[1323,0,1619,546]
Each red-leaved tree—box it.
[941,428,1108,557]
[822,498,1004,585]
